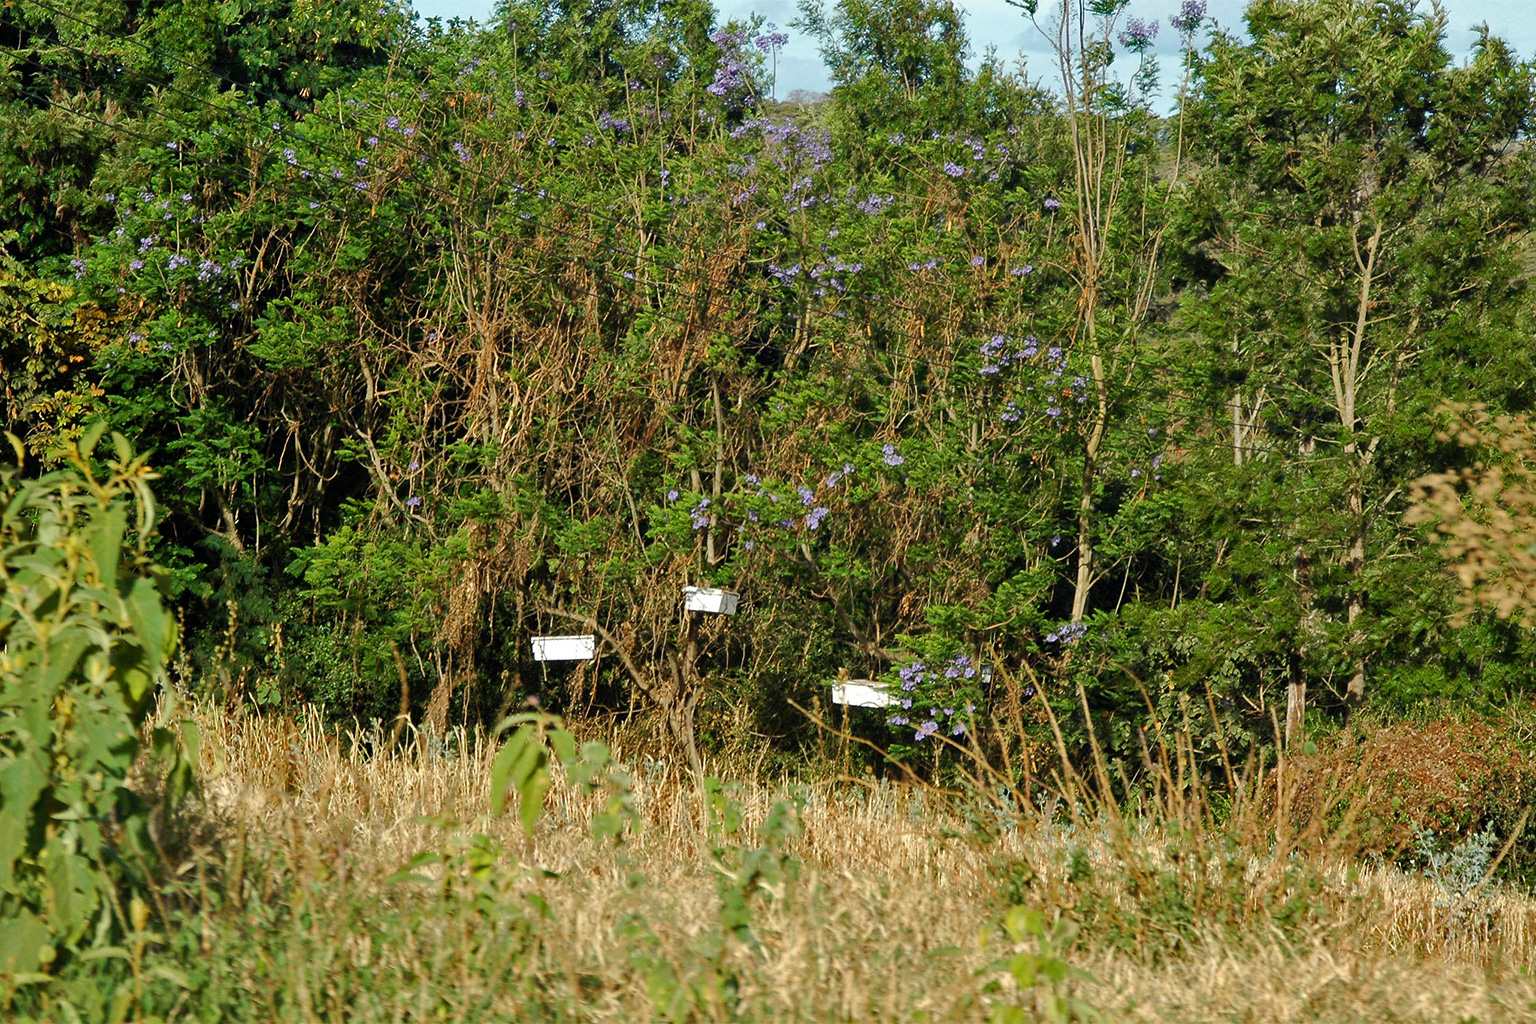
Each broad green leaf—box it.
[86,504,127,591]
[0,912,51,974]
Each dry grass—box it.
[164,704,1536,1022]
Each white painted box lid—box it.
[831,681,896,708]
[530,634,596,661]
[682,586,739,615]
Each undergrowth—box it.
[5,701,1536,1022]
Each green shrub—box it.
[0,425,191,989]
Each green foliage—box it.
[1414,823,1504,947]
[0,247,114,458]
[985,907,1098,1024]
[1,0,1534,781]
[489,712,638,841]
[0,424,191,985]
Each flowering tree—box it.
[1013,0,1204,623]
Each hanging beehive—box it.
[830,679,896,708]
[530,634,595,661]
[682,586,739,615]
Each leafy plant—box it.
[0,424,192,989]
[1414,823,1502,949]
[489,711,637,841]
[985,906,1098,1024]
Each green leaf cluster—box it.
[0,424,189,982]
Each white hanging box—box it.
[682,586,739,615]
[531,634,595,661]
[831,680,896,708]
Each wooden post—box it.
[837,667,851,772]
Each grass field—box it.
[44,703,1522,1023]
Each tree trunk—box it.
[1345,466,1367,709]
[1286,546,1312,750]
[1071,312,1107,622]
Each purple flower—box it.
[129,258,144,271]
[1010,264,1033,277]
[1051,534,1061,547]
[1046,621,1088,645]
[856,194,893,215]
[598,111,631,133]
[408,460,420,472]
[1001,402,1021,423]
[915,720,939,741]
[754,29,789,51]
[970,256,985,267]
[1043,197,1061,211]
[406,496,423,508]
[882,444,905,467]
[798,485,815,506]
[691,498,711,530]
[1117,17,1159,49]
[128,332,144,344]
[386,115,401,131]
[943,162,964,178]
[666,489,680,503]
[69,258,86,279]
[707,59,745,98]
[1170,0,1206,32]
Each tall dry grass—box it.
[144,703,1536,1023]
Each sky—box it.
[412,0,1536,103]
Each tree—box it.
[1012,0,1201,624]
[1181,0,1535,714]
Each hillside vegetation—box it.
[3,0,1536,1019]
